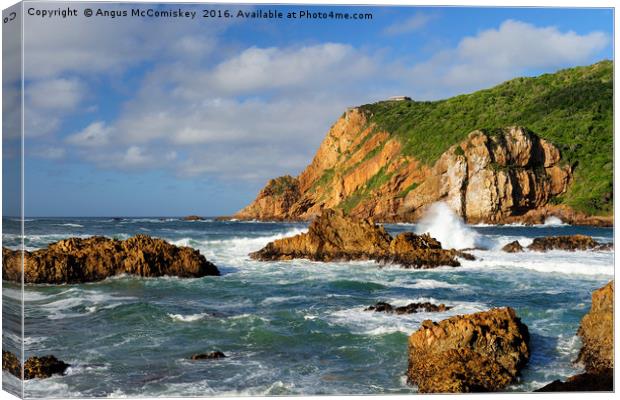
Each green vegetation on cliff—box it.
[358,60,613,214]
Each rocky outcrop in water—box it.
[183,215,205,221]
[250,209,472,268]
[365,302,451,314]
[190,351,226,360]
[527,235,609,252]
[502,241,524,253]
[501,235,613,253]
[2,234,220,284]
[407,307,530,393]
[537,281,613,391]
[2,351,70,379]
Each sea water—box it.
[1,213,613,397]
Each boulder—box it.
[536,281,613,391]
[2,351,69,380]
[190,351,226,360]
[527,235,602,252]
[250,209,471,268]
[577,281,613,373]
[365,301,451,314]
[2,234,220,284]
[407,307,530,393]
[502,241,524,253]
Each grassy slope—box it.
[354,61,613,215]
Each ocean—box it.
[1,214,613,397]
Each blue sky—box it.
[4,2,613,216]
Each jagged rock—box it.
[183,215,205,221]
[2,234,220,284]
[250,209,471,268]
[527,235,601,252]
[502,241,524,253]
[190,351,226,360]
[24,355,70,379]
[407,307,530,393]
[2,351,69,380]
[577,281,613,373]
[2,351,21,377]
[536,281,613,392]
[365,301,451,314]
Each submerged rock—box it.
[502,241,524,253]
[407,307,530,393]
[250,209,472,268]
[527,235,601,252]
[536,281,613,392]
[190,351,226,360]
[365,301,451,314]
[2,234,220,284]
[2,351,69,380]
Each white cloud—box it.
[28,78,85,110]
[406,19,609,97]
[65,121,113,147]
[384,13,435,35]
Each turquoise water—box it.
[1,217,613,397]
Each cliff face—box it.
[235,121,572,224]
[234,62,612,224]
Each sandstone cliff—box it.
[236,122,575,224]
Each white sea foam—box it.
[167,313,208,322]
[54,223,84,228]
[543,216,567,226]
[328,297,487,335]
[260,295,307,305]
[415,202,493,249]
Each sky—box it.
[2,2,614,216]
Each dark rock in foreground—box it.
[250,209,472,269]
[2,234,219,284]
[527,235,609,252]
[190,351,226,360]
[536,281,613,392]
[407,307,529,393]
[365,301,451,314]
[536,369,613,392]
[2,351,70,380]
[501,241,524,253]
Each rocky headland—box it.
[232,62,612,226]
[250,209,472,268]
[2,351,70,380]
[537,281,613,391]
[2,234,220,284]
[407,307,530,393]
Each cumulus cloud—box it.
[28,78,85,110]
[406,19,609,97]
